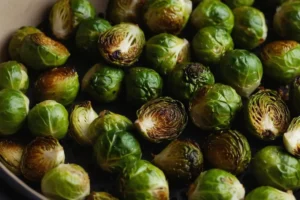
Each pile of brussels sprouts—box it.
[2,0,300,199]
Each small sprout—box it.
[87,192,119,200]
[283,117,300,157]
[246,186,296,200]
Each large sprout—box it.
[246,186,296,200]
[283,116,300,157]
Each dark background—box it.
[0,180,28,200]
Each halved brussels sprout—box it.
[189,83,242,131]
[76,18,112,54]
[220,49,263,97]
[21,136,65,181]
[144,0,192,35]
[252,146,300,190]
[0,89,29,136]
[291,76,300,115]
[87,192,119,200]
[41,164,90,200]
[192,26,234,65]
[28,100,69,139]
[203,130,251,175]
[98,23,145,67]
[125,67,163,106]
[119,160,169,200]
[34,66,79,106]
[49,0,96,40]
[81,63,125,103]
[223,0,254,8]
[188,169,245,200]
[168,62,215,102]
[191,0,234,32]
[145,33,190,76]
[94,130,142,173]
[135,97,188,143]
[244,89,290,140]
[153,139,203,183]
[0,140,24,175]
[0,61,29,93]
[283,117,300,157]
[20,33,70,70]
[69,101,98,146]
[246,186,296,200]
[261,40,300,84]
[8,26,41,61]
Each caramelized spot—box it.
[30,33,69,54]
[262,40,298,60]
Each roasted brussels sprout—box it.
[87,192,119,200]
[191,0,234,32]
[246,186,296,200]
[261,40,300,84]
[8,26,41,61]
[189,84,242,131]
[49,0,96,40]
[20,33,70,70]
[192,26,234,65]
[88,110,133,143]
[135,97,188,143]
[223,0,254,8]
[21,136,65,181]
[188,169,245,200]
[283,117,300,157]
[203,130,251,175]
[41,164,90,200]
[144,0,192,35]
[0,89,29,136]
[125,67,163,106]
[145,33,190,76]
[219,49,263,97]
[94,130,142,173]
[244,89,290,140]
[76,18,112,54]
[168,62,215,102]
[98,23,145,67]
[69,101,98,146]
[0,61,29,93]
[0,140,24,175]
[34,66,79,106]
[119,160,169,200]
[153,139,203,183]
[252,146,300,190]
[28,100,69,139]
[291,76,300,115]
[82,63,125,103]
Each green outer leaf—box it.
[245,186,296,200]
[223,0,254,8]
[71,0,96,27]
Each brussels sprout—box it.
[145,33,190,76]
[135,97,188,143]
[119,160,169,200]
[261,40,300,84]
[283,116,300,157]
[153,139,203,183]
[49,0,96,40]
[191,0,234,32]
[232,6,267,50]
[28,100,69,139]
[94,130,142,173]
[168,62,215,102]
[88,110,133,139]
[219,49,263,97]
[21,136,65,181]
[203,130,251,175]
[0,140,24,175]
[41,164,90,200]
[81,63,125,103]
[244,89,290,140]
[98,23,145,67]
[125,67,163,106]
[291,76,300,115]
[76,18,112,54]
[189,83,242,131]
[0,89,29,136]
[87,192,119,200]
[0,61,29,93]
[188,169,245,200]
[223,0,254,8]
[69,101,98,146]
[246,186,296,200]
[144,0,192,35]
[8,26,41,61]
[107,0,145,24]
[20,33,70,70]
[34,66,79,106]
[252,146,300,190]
